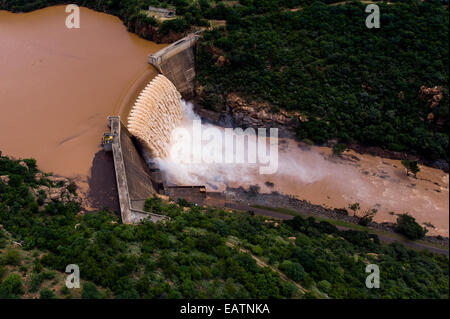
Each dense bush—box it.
[0,273,24,298]
[279,261,306,282]
[0,156,447,299]
[82,282,100,299]
[395,214,428,240]
[197,1,449,161]
[39,288,56,299]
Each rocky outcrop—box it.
[32,175,81,206]
[128,22,186,44]
[193,92,303,137]
[215,55,227,67]
[0,175,9,185]
[419,85,445,123]
[419,85,444,109]
[225,93,303,136]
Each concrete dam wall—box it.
[105,115,210,224]
[149,33,199,97]
[105,116,169,224]
[104,35,209,224]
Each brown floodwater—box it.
[1,6,448,236]
[0,6,165,206]
[256,141,449,237]
[161,117,449,237]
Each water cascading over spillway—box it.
[127,74,183,158]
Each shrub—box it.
[82,282,100,299]
[358,209,377,226]
[0,273,24,297]
[279,261,306,282]
[247,185,260,197]
[39,288,55,299]
[67,182,77,194]
[60,285,70,296]
[317,280,332,293]
[395,214,428,240]
[23,158,37,170]
[332,143,347,156]
[0,265,5,278]
[281,282,298,298]
[144,195,163,214]
[401,160,420,178]
[2,249,21,266]
[176,198,192,207]
[28,273,43,293]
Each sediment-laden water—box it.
[1,6,448,236]
[0,6,165,206]
[156,103,449,237]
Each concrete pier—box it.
[149,33,199,97]
[106,116,169,224]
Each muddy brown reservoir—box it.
[0,6,164,203]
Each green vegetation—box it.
[395,213,428,240]
[39,287,56,299]
[250,204,445,249]
[0,156,448,299]
[0,273,24,298]
[279,261,306,282]
[358,209,377,226]
[401,159,421,178]
[348,202,361,216]
[82,282,100,299]
[0,1,448,299]
[196,1,449,161]
[332,143,347,156]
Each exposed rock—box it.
[156,194,170,201]
[215,55,227,67]
[226,93,301,136]
[419,85,443,109]
[195,84,205,97]
[49,188,63,200]
[0,175,9,184]
[18,161,28,169]
[419,86,445,123]
[33,178,81,206]
[127,21,186,44]
[47,176,70,185]
[37,185,50,192]
[12,241,23,248]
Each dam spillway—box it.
[127,74,183,158]
[105,74,208,224]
